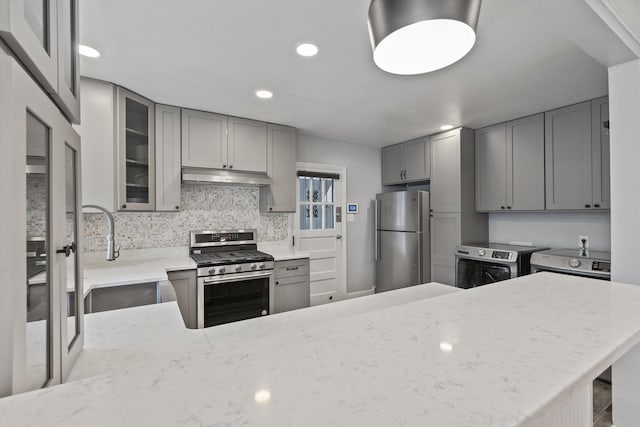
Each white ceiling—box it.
[79,0,611,147]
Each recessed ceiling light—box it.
[78,44,100,58]
[255,89,273,99]
[254,389,271,403]
[296,43,319,57]
[440,124,454,131]
[439,342,453,352]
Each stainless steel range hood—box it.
[182,168,272,186]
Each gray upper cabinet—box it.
[430,130,462,213]
[382,144,404,185]
[405,138,430,181]
[382,137,429,185]
[475,124,507,211]
[227,117,267,173]
[475,114,545,211]
[181,109,227,169]
[591,96,610,210]
[0,0,80,124]
[181,111,268,173]
[155,105,181,212]
[507,114,545,210]
[545,101,596,210]
[116,87,155,211]
[260,124,297,213]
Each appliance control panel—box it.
[592,261,611,272]
[455,246,516,262]
[491,251,511,260]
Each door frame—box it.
[294,162,348,301]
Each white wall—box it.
[489,212,611,251]
[296,133,382,294]
[609,59,640,284]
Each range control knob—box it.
[218,267,226,274]
[250,264,258,271]
[569,258,581,268]
[235,265,242,272]
[259,263,266,269]
[478,249,486,256]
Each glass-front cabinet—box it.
[0,53,83,396]
[53,0,80,123]
[0,0,80,124]
[116,87,155,211]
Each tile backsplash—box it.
[83,184,290,253]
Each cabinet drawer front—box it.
[274,259,310,279]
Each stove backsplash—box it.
[83,184,289,253]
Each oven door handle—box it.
[202,271,273,284]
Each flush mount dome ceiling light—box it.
[368,0,482,75]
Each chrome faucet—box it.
[82,204,120,261]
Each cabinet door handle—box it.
[121,204,127,209]
[501,206,505,210]
[507,206,512,209]
[400,170,403,180]
[594,204,601,208]
[223,164,227,168]
[229,165,233,169]
[286,267,299,271]
[56,242,76,258]
[585,204,591,208]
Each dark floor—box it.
[593,379,613,427]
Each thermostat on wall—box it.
[347,203,358,213]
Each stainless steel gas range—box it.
[190,230,274,328]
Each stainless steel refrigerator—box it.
[375,190,430,293]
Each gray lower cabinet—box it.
[430,212,461,285]
[475,113,545,211]
[167,270,197,329]
[545,98,610,210]
[260,124,297,213]
[274,259,310,314]
[155,104,181,211]
[382,137,429,185]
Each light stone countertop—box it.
[4,273,640,426]
[257,240,310,261]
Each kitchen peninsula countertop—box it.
[4,273,640,426]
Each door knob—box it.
[336,234,342,240]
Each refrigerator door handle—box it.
[374,199,380,260]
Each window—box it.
[299,176,335,230]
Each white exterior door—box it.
[294,163,346,305]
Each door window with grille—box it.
[299,176,335,230]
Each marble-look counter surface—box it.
[3,273,640,426]
[258,241,310,261]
